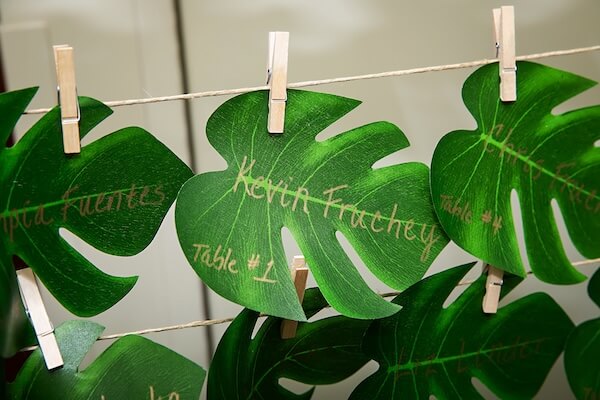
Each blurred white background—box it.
[1,1,598,398]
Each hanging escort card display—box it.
[208,287,372,399]
[430,61,600,284]
[2,7,600,400]
[0,88,193,357]
[175,89,448,322]
[349,264,573,399]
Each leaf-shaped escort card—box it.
[565,268,600,399]
[350,263,574,399]
[208,287,370,399]
[176,89,448,320]
[430,61,600,283]
[8,320,206,400]
[0,88,193,356]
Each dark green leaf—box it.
[565,268,600,399]
[8,320,205,399]
[588,266,600,308]
[0,88,193,356]
[565,318,600,400]
[208,287,371,399]
[1,359,6,400]
[176,89,448,320]
[430,61,600,283]
[350,263,574,399]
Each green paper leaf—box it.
[176,89,448,320]
[565,268,600,399]
[588,266,600,308]
[430,61,600,283]
[208,287,371,400]
[350,263,574,399]
[0,88,193,356]
[8,320,205,399]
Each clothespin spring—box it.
[57,86,81,127]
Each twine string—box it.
[17,258,599,352]
[23,45,600,115]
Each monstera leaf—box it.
[208,287,370,399]
[0,88,193,356]
[565,268,600,399]
[350,263,573,399]
[176,89,448,320]
[8,320,205,399]
[430,61,600,283]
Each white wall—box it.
[1,1,599,399]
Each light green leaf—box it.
[565,268,600,399]
[176,89,448,320]
[0,88,193,356]
[350,263,574,399]
[208,287,370,399]
[430,61,600,283]
[8,320,205,399]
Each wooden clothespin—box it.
[16,268,64,369]
[266,32,289,134]
[281,256,309,339]
[482,264,504,314]
[53,44,81,154]
[493,6,516,102]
